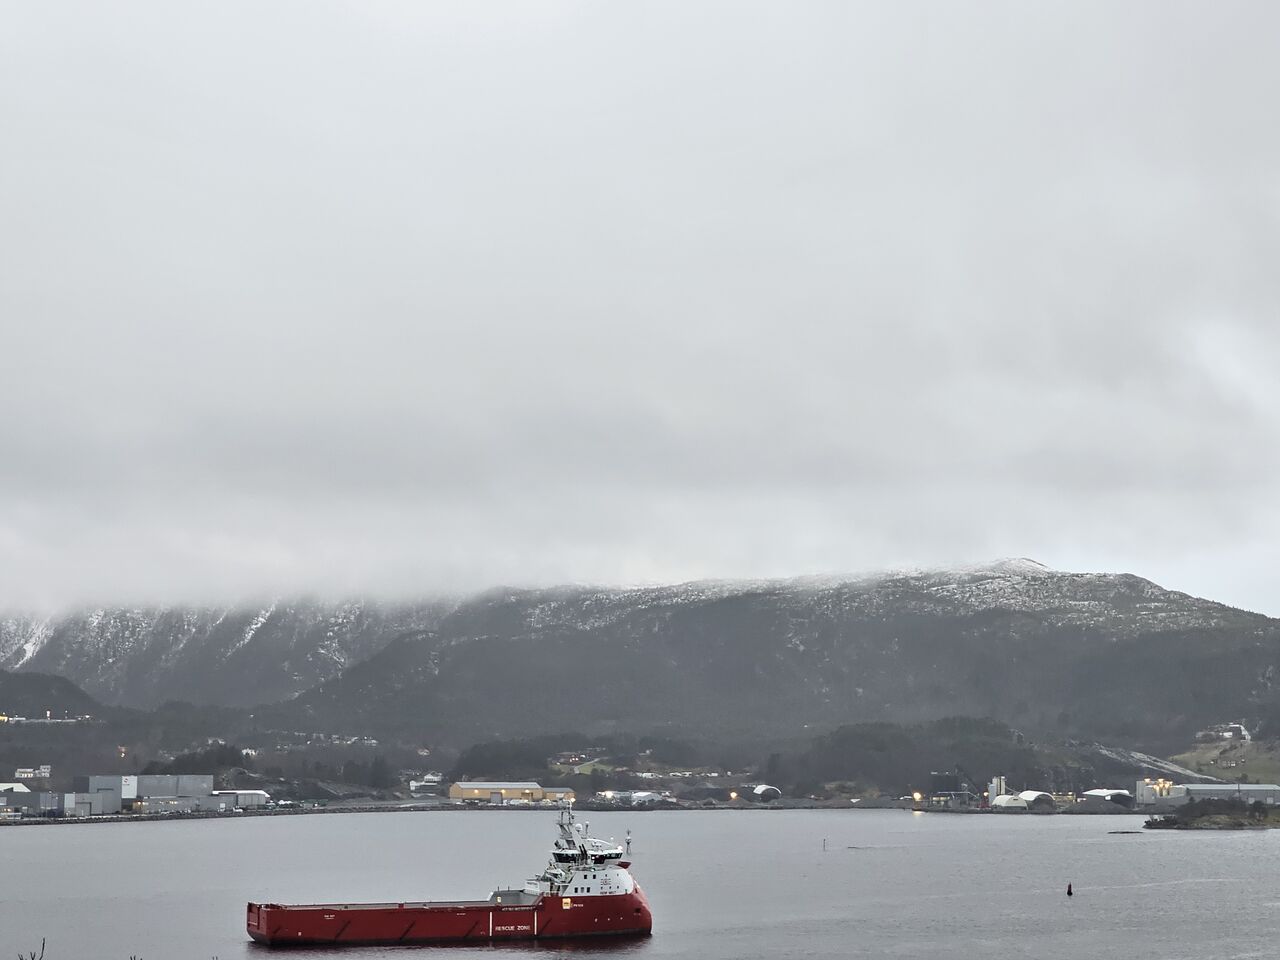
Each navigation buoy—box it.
[1067,883,1073,897]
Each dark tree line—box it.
[141,742,251,775]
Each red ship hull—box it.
[247,887,652,946]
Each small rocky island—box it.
[1145,797,1280,830]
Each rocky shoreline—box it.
[1143,797,1280,830]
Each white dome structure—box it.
[1082,788,1131,800]
[991,794,1028,810]
[1017,790,1056,811]
[1082,788,1134,808]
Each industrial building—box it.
[448,782,575,804]
[917,770,980,809]
[66,773,226,813]
[1017,790,1056,811]
[63,791,122,816]
[213,789,271,809]
[71,774,217,810]
[1,791,56,816]
[1135,779,1280,806]
[991,794,1028,811]
[1081,788,1134,808]
[0,789,119,817]
[1195,723,1252,742]
[77,774,138,801]
[138,774,215,798]
[3,771,266,819]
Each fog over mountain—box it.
[252,560,1280,752]
[0,600,453,708]
[3,3,1280,613]
[4,561,1278,758]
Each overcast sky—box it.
[2,1,1278,614]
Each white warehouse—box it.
[1135,780,1280,806]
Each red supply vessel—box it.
[247,806,652,946]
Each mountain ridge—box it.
[259,562,1278,751]
[3,561,1275,755]
[0,599,455,708]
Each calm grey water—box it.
[4,809,1280,959]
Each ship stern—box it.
[246,902,270,944]
[631,884,653,935]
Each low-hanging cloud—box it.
[2,1,1279,612]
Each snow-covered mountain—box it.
[463,558,1252,639]
[4,561,1276,752]
[0,600,453,708]
[265,561,1280,750]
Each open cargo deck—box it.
[247,890,651,945]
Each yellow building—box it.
[448,781,575,804]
